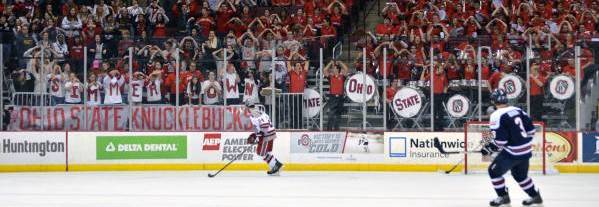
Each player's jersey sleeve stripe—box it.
[494,140,507,147]
[507,141,532,150]
[504,144,533,155]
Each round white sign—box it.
[498,74,524,100]
[446,94,470,118]
[302,88,322,118]
[345,72,376,103]
[549,75,575,100]
[392,87,424,118]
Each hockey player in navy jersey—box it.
[246,102,284,175]
[485,89,543,207]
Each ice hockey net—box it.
[464,121,557,175]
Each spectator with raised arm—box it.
[323,60,348,131]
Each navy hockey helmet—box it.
[490,88,508,105]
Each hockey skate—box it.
[489,195,511,207]
[522,195,543,207]
[267,161,283,176]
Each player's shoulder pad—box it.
[489,106,520,130]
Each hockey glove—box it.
[247,132,264,144]
[247,133,258,144]
[481,142,500,156]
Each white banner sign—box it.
[498,74,524,100]
[302,88,322,118]
[549,75,575,100]
[446,94,470,118]
[9,105,255,131]
[345,73,376,103]
[392,87,424,118]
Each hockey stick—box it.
[432,137,484,174]
[433,137,483,154]
[208,143,255,178]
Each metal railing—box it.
[1,36,598,132]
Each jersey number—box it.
[513,117,527,138]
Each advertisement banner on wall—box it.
[9,105,254,132]
[343,132,384,154]
[96,135,187,160]
[582,132,599,163]
[290,132,345,154]
[202,132,259,162]
[546,132,577,163]
[385,132,464,163]
[0,132,66,164]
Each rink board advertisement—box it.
[290,132,345,154]
[67,132,278,165]
[3,131,599,172]
[0,132,66,164]
[289,132,384,163]
[546,131,577,163]
[202,132,263,162]
[582,133,599,163]
[96,135,187,160]
[8,105,254,132]
[344,132,384,154]
[385,132,464,163]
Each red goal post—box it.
[463,121,556,175]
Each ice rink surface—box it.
[1,171,598,207]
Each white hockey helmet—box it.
[245,102,262,117]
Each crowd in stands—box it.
[0,0,598,130]
[366,0,597,129]
[0,0,363,106]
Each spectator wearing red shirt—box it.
[395,54,413,84]
[324,60,348,131]
[464,60,477,80]
[488,66,509,92]
[374,41,398,79]
[68,35,84,75]
[164,65,187,106]
[287,52,309,128]
[432,64,448,131]
[215,3,236,37]
[320,19,337,47]
[375,18,394,38]
[195,8,215,39]
[386,79,400,130]
[529,65,546,121]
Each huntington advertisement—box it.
[0,132,66,165]
[9,105,255,131]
